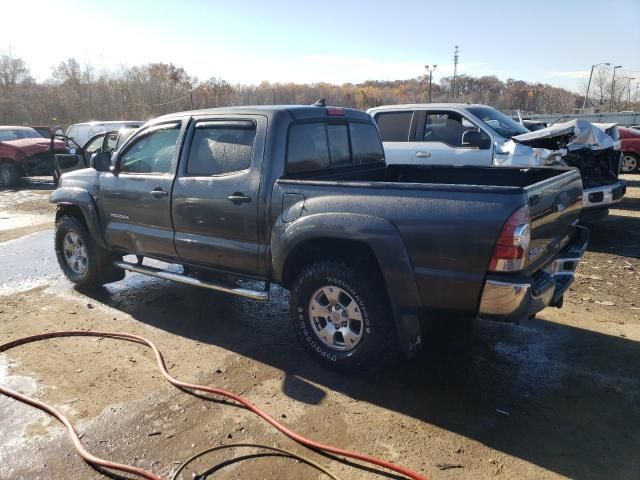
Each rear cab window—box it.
[286,120,384,175]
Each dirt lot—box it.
[0,176,639,480]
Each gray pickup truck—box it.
[50,104,588,369]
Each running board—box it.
[113,261,270,301]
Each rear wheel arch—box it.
[281,237,385,290]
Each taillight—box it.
[488,205,531,272]
[327,107,344,116]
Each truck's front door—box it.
[97,122,183,259]
[411,110,493,166]
[172,116,265,275]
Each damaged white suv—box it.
[369,104,625,219]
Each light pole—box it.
[583,62,610,110]
[610,65,622,112]
[624,77,636,108]
[425,64,437,102]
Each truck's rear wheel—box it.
[0,162,19,187]
[290,261,395,371]
[55,215,124,289]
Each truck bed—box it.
[284,164,574,190]
[277,164,583,317]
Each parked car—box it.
[368,104,625,219]
[0,126,68,186]
[53,127,142,177]
[31,125,65,139]
[65,121,144,147]
[619,126,640,173]
[50,104,588,369]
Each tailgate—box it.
[524,169,583,273]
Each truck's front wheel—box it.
[290,261,394,371]
[55,215,123,289]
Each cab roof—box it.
[367,103,489,113]
[151,105,373,124]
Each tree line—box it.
[1,53,634,126]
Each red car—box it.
[620,126,640,173]
[0,126,68,186]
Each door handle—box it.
[416,151,432,158]
[150,188,168,198]
[227,193,252,203]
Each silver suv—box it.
[65,121,144,147]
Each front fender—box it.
[273,213,424,357]
[50,187,107,249]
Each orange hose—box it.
[0,331,428,480]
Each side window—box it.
[423,112,482,148]
[187,122,256,176]
[119,126,180,174]
[350,122,385,163]
[286,123,330,174]
[375,111,413,142]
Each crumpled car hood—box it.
[1,138,67,156]
[512,119,615,151]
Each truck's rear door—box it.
[172,115,266,275]
[523,168,583,273]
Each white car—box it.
[368,104,625,217]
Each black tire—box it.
[290,260,396,371]
[622,153,639,173]
[0,162,19,187]
[54,215,124,289]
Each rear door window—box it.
[375,111,413,142]
[187,121,256,176]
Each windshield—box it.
[467,106,529,138]
[0,128,43,141]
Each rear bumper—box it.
[478,225,589,321]
[582,181,626,210]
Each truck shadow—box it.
[583,211,640,259]
[0,176,56,192]
[84,280,640,480]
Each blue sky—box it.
[2,0,639,91]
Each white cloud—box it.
[544,71,591,79]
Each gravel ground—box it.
[0,175,638,480]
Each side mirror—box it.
[69,147,77,155]
[462,130,491,149]
[91,151,112,172]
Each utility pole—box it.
[452,45,459,101]
[610,65,622,112]
[583,62,610,110]
[425,64,437,102]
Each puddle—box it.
[0,356,41,452]
[0,212,50,231]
